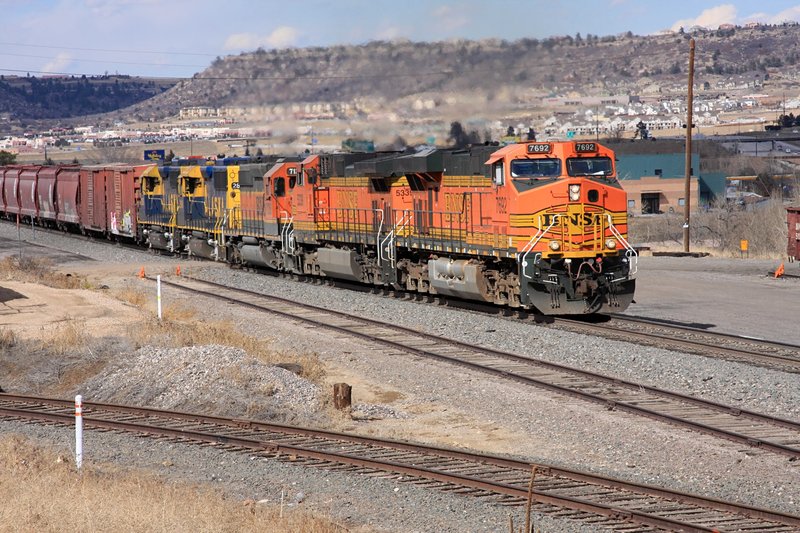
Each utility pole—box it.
[683,38,695,253]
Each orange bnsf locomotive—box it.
[136,140,634,314]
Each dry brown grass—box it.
[39,318,89,356]
[0,256,87,289]
[0,329,16,350]
[0,434,349,533]
[112,286,148,308]
[629,198,789,258]
[121,302,325,382]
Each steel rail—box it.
[607,313,800,351]
[558,315,800,372]
[2,394,798,531]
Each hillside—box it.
[5,23,800,129]
[0,75,176,123]
[121,23,800,121]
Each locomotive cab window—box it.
[183,177,202,195]
[306,167,318,185]
[566,157,613,177]
[510,159,561,179]
[274,177,286,197]
[144,176,160,193]
[493,163,505,185]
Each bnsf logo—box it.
[542,213,602,226]
[335,190,359,209]
[443,193,467,222]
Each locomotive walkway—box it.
[2,393,798,532]
[157,274,800,465]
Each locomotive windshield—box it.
[144,176,160,193]
[510,159,561,179]
[566,157,613,177]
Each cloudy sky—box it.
[3,0,800,78]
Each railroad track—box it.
[2,393,798,533]
[156,274,800,465]
[235,262,800,375]
[4,226,798,374]
[555,314,800,374]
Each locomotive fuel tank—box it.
[428,258,492,302]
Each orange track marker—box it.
[138,266,146,279]
[774,263,785,278]
[175,265,181,276]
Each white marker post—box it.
[75,395,83,470]
[157,274,162,320]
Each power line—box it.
[0,68,177,77]
[0,51,643,81]
[0,68,185,79]
[0,52,207,69]
[0,66,460,80]
[0,41,217,57]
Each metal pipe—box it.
[75,394,83,469]
[684,38,695,253]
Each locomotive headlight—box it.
[549,240,561,251]
[605,239,617,250]
[568,184,581,201]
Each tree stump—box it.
[333,383,352,410]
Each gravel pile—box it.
[82,344,322,423]
[351,403,409,420]
[2,223,800,532]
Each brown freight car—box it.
[788,206,800,261]
[18,166,43,221]
[78,164,144,237]
[79,165,112,233]
[54,166,81,229]
[2,167,23,218]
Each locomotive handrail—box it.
[380,210,413,270]
[519,214,560,280]
[320,207,383,244]
[279,212,295,255]
[216,209,228,262]
[606,214,638,277]
[374,208,385,265]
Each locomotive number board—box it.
[575,142,598,153]
[526,143,552,154]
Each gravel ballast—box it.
[1,223,799,531]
